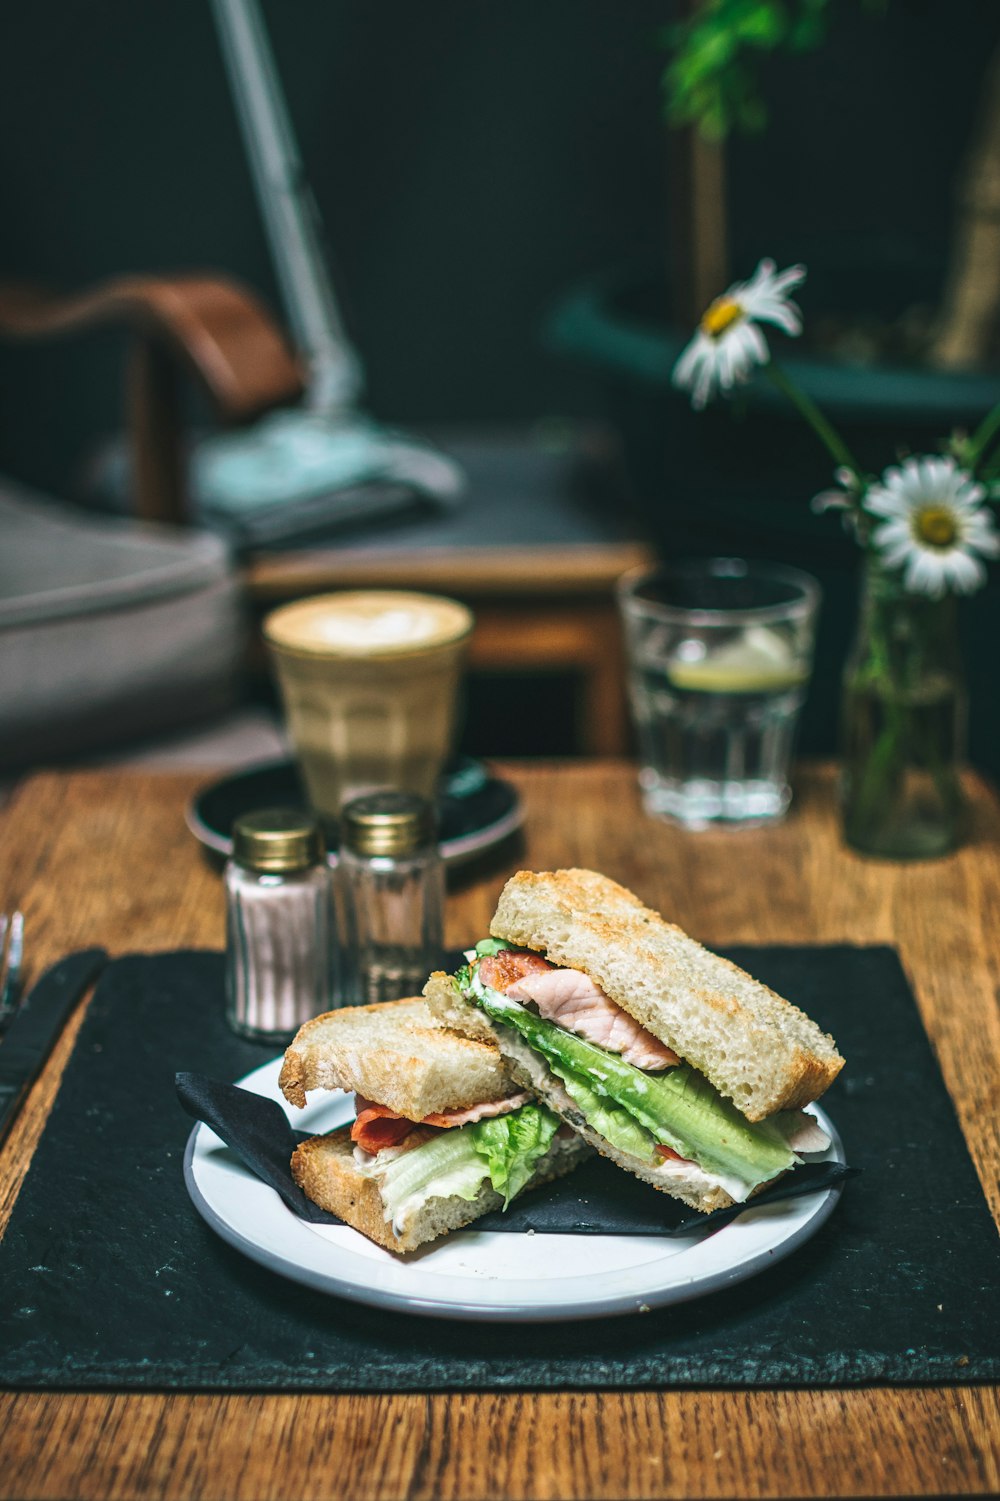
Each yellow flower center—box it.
[913,506,958,550]
[700,297,744,339]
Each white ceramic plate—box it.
[184,1057,847,1323]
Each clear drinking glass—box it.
[617,559,821,828]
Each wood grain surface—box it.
[244,541,655,598]
[1,761,998,1501]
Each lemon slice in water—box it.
[667,627,807,694]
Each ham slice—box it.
[423,1091,531,1127]
[350,1092,532,1155]
[776,1111,831,1154]
[503,964,679,1071]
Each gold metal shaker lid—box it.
[232,807,325,873]
[341,791,436,858]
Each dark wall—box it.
[1,1,998,503]
[728,1,998,273]
[0,0,669,500]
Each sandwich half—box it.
[279,995,589,1252]
[424,869,844,1214]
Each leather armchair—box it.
[0,273,303,524]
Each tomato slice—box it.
[477,948,552,992]
[655,1144,693,1164]
[350,1106,416,1154]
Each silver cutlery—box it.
[0,946,108,1142]
[0,910,25,1032]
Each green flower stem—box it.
[911,597,965,821]
[965,398,1000,471]
[764,361,861,477]
[843,586,906,835]
[845,704,906,836]
[842,568,965,858]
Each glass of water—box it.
[617,559,821,828]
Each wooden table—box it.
[1,761,998,1500]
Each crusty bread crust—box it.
[278,996,513,1116]
[290,1124,591,1253]
[489,869,844,1120]
[423,972,498,1042]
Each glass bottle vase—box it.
[839,562,967,859]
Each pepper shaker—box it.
[338,791,444,1004]
[225,807,334,1040]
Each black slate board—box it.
[0,946,997,1391]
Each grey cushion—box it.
[0,480,246,769]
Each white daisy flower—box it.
[866,455,1000,598]
[672,258,806,410]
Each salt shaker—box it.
[225,807,334,1040]
[338,791,444,1004]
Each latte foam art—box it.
[265,591,472,657]
[307,606,448,650]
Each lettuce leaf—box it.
[473,937,514,958]
[374,1128,490,1231]
[553,1066,659,1161]
[468,1103,560,1207]
[467,977,795,1189]
[374,1102,564,1227]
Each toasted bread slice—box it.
[486,868,843,1121]
[278,996,514,1117]
[424,971,497,1042]
[290,1124,590,1253]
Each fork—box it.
[0,911,25,1031]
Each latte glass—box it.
[264,590,474,818]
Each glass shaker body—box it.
[337,791,444,1005]
[338,846,444,1004]
[225,808,334,1041]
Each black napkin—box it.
[176,1069,857,1237]
[176,1072,337,1224]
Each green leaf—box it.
[468,979,795,1189]
[735,5,789,48]
[375,1128,490,1227]
[473,937,515,958]
[659,0,873,139]
[468,1103,560,1207]
[555,1067,660,1161]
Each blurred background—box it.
[2,0,999,776]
